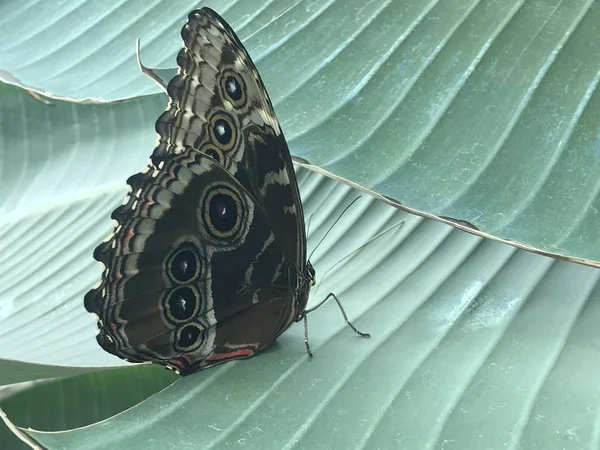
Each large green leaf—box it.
[2,2,600,448]
[0,366,177,450]
[1,82,600,447]
[0,0,223,101]
[3,171,600,448]
[1,1,599,262]
[0,84,163,376]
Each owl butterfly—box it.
[84,7,368,375]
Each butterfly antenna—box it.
[302,215,405,353]
[312,219,405,295]
[307,196,362,263]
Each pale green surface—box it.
[0,365,177,450]
[2,1,600,448]
[2,158,600,448]
[5,181,600,449]
[0,360,108,386]
[1,1,599,262]
[0,0,228,100]
[0,84,163,369]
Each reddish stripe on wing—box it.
[211,349,254,360]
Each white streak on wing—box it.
[271,254,284,284]
[102,231,115,242]
[260,168,290,197]
[244,232,276,288]
[234,57,244,71]
[257,107,280,133]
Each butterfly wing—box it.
[156,8,306,269]
[85,149,299,373]
[85,8,309,374]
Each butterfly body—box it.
[84,8,314,375]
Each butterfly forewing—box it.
[157,9,306,269]
[84,8,311,375]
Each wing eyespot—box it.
[209,112,237,152]
[163,286,201,324]
[175,323,205,352]
[200,143,225,165]
[201,184,244,239]
[167,246,200,283]
[220,69,246,107]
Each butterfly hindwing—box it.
[85,150,298,372]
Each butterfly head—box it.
[307,261,316,287]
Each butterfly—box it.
[84,7,368,376]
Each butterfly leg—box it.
[302,293,370,357]
[303,314,314,358]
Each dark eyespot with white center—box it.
[210,193,237,232]
[175,323,204,351]
[220,70,246,107]
[202,184,244,239]
[226,76,241,100]
[209,113,236,152]
[169,248,198,283]
[168,287,198,321]
[201,143,225,165]
[214,119,232,145]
